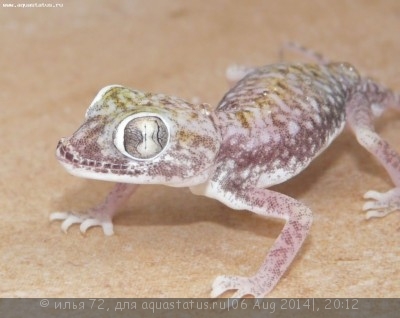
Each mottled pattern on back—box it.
[214,63,360,188]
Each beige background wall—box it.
[1,0,399,297]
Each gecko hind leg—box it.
[279,41,330,64]
[226,42,329,86]
[210,187,312,298]
[225,65,255,86]
[50,183,138,235]
[346,88,400,219]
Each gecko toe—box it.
[362,201,380,211]
[50,210,115,236]
[231,290,248,299]
[80,219,114,236]
[225,65,254,85]
[366,210,391,219]
[60,214,84,233]
[363,190,383,200]
[49,211,69,221]
[211,275,262,298]
[362,188,400,219]
[211,275,229,298]
[101,222,114,236]
[80,219,98,233]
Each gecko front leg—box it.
[50,183,138,235]
[347,86,400,219]
[208,186,312,298]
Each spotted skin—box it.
[214,63,359,188]
[52,49,400,298]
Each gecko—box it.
[51,45,400,298]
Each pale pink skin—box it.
[51,46,400,298]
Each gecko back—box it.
[214,63,360,187]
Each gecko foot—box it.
[50,212,114,236]
[362,188,400,219]
[211,275,265,298]
[225,65,253,85]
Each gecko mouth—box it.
[56,139,129,173]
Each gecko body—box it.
[52,49,400,298]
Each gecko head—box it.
[56,85,221,185]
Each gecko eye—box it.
[114,114,169,160]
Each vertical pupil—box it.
[143,124,147,150]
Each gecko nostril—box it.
[56,141,66,157]
[56,138,68,150]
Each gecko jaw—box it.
[56,139,130,177]
[55,138,180,184]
